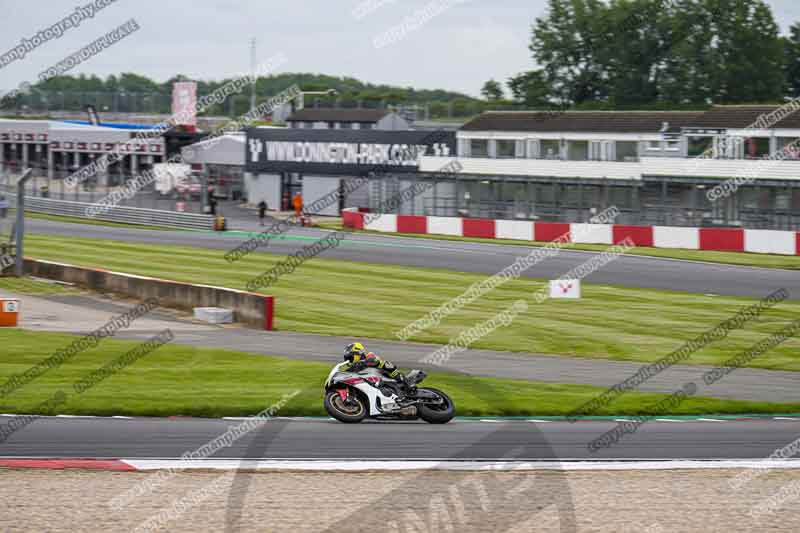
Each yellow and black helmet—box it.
[344,342,366,362]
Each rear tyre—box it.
[324,389,367,423]
[417,388,455,424]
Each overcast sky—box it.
[2,0,800,97]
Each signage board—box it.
[245,128,456,175]
[549,279,581,299]
[172,81,198,127]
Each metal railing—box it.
[6,193,215,230]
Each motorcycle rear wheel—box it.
[324,389,367,423]
[416,388,455,424]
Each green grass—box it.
[317,221,800,271]
[22,233,800,372]
[0,276,80,296]
[14,210,180,231]
[0,329,796,417]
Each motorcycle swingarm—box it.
[407,390,440,400]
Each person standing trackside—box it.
[293,192,303,217]
[207,186,218,216]
[257,200,268,226]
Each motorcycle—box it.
[323,361,455,424]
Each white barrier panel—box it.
[428,216,463,236]
[571,224,613,244]
[496,219,534,241]
[653,226,700,250]
[744,229,796,256]
[364,213,397,233]
[193,307,233,324]
[549,279,581,299]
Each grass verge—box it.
[0,276,80,296]
[22,233,800,371]
[0,329,796,417]
[316,220,800,270]
[11,209,180,231]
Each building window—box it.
[470,139,489,157]
[496,140,515,158]
[540,140,560,159]
[615,141,638,162]
[647,140,662,151]
[745,137,771,159]
[665,140,681,152]
[340,122,352,129]
[360,123,375,130]
[688,136,712,157]
[567,141,589,161]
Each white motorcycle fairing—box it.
[325,362,402,416]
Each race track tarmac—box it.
[2,417,798,460]
[28,218,800,300]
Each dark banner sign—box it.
[682,127,727,135]
[245,128,456,175]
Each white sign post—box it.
[549,279,581,299]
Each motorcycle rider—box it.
[343,342,408,389]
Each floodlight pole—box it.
[15,168,32,277]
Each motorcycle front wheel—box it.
[416,388,455,424]
[324,389,367,423]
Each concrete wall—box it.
[302,176,341,216]
[24,259,275,330]
[246,172,282,207]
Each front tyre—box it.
[417,388,455,424]
[324,389,367,423]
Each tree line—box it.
[483,0,800,109]
[17,72,478,107]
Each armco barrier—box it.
[428,216,462,236]
[699,228,744,252]
[535,222,570,242]
[463,218,495,239]
[341,209,800,256]
[397,215,427,234]
[15,196,216,230]
[744,229,796,256]
[342,208,364,230]
[613,225,654,247]
[24,259,275,330]
[496,219,533,241]
[653,226,699,250]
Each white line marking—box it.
[527,420,552,423]
[480,419,501,423]
[119,459,800,472]
[774,417,800,421]
[655,419,686,422]
[696,418,725,422]
[111,416,132,419]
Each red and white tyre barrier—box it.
[342,209,800,256]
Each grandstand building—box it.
[4,105,799,230]
[0,118,165,187]
[419,106,800,230]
